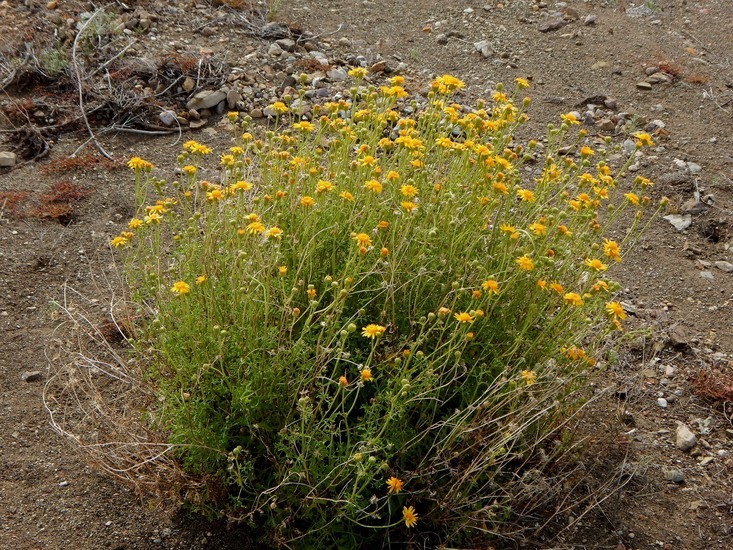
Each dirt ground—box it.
[1,0,732,548]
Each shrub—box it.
[110,74,660,547]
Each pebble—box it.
[657,397,668,408]
[159,110,177,127]
[0,151,16,167]
[583,14,597,25]
[676,423,698,451]
[436,34,449,45]
[662,214,692,231]
[474,40,492,57]
[636,81,653,91]
[700,271,715,281]
[275,38,296,52]
[21,371,43,382]
[267,43,283,57]
[597,118,615,131]
[714,261,733,273]
[226,90,241,110]
[687,162,702,174]
[538,17,567,33]
[186,90,226,111]
[326,68,348,82]
[664,469,685,483]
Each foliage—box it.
[114,73,660,547]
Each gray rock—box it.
[645,119,666,132]
[474,40,492,57]
[275,38,296,52]
[647,72,672,84]
[186,90,226,111]
[662,214,692,231]
[583,14,597,25]
[309,51,330,67]
[645,66,660,76]
[664,469,685,483]
[159,110,177,127]
[0,151,17,167]
[687,162,702,174]
[436,34,449,45]
[636,81,653,91]
[604,97,617,109]
[249,108,264,119]
[267,42,284,57]
[290,98,310,116]
[189,119,208,129]
[327,67,348,82]
[700,270,715,281]
[681,198,709,215]
[226,90,242,110]
[657,397,668,408]
[622,139,636,154]
[21,371,43,382]
[538,17,567,32]
[714,261,733,273]
[676,423,697,451]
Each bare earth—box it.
[1,0,732,548]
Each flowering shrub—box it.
[115,74,659,546]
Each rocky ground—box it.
[1,0,732,548]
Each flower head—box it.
[353,232,373,247]
[360,368,372,382]
[454,311,474,324]
[127,157,153,171]
[362,324,386,339]
[605,301,627,320]
[403,506,418,528]
[602,239,621,262]
[520,370,536,385]
[386,476,403,494]
[563,292,583,307]
[110,236,128,248]
[584,258,608,272]
[170,281,190,295]
[515,255,534,271]
[482,279,499,294]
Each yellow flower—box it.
[563,292,583,306]
[560,112,579,125]
[386,476,403,494]
[353,232,372,247]
[558,225,572,236]
[182,165,196,176]
[227,111,239,121]
[265,226,283,239]
[380,247,389,257]
[605,301,627,320]
[515,255,534,271]
[339,191,355,202]
[602,239,621,262]
[220,154,235,167]
[400,184,418,197]
[127,157,153,170]
[515,77,530,89]
[565,346,585,360]
[268,101,288,114]
[360,155,377,166]
[492,181,508,195]
[377,220,390,230]
[516,188,535,202]
[292,120,315,132]
[170,281,190,295]
[401,201,418,212]
[584,258,608,271]
[348,67,368,78]
[246,221,265,234]
[144,212,162,224]
[232,180,253,192]
[300,196,315,207]
[403,506,418,528]
[624,192,640,206]
[362,324,386,339]
[633,132,654,147]
[528,222,546,236]
[580,146,595,156]
[360,368,372,382]
[482,279,499,294]
[431,74,465,94]
[307,288,317,300]
[278,266,287,277]
[110,236,127,248]
[549,282,564,294]
[592,279,609,292]
[537,279,547,290]
[454,311,474,324]
[315,180,334,193]
[206,189,223,201]
[364,179,383,194]
[520,370,536,385]
[195,276,206,285]
[389,75,405,86]
[437,307,451,317]
[128,218,143,229]
[385,170,400,181]
[339,375,348,387]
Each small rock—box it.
[21,371,43,382]
[647,72,672,84]
[186,90,226,111]
[714,261,733,273]
[267,42,283,57]
[700,270,715,281]
[645,119,666,133]
[436,33,449,45]
[226,90,242,110]
[189,119,208,129]
[645,66,660,76]
[275,38,296,52]
[59,480,69,487]
[309,51,330,67]
[680,198,709,215]
[46,0,58,8]
[662,214,692,231]
[159,110,177,127]
[604,97,617,110]
[657,397,668,408]
[583,14,597,25]
[474,40,492,57]
[249,108,264,119]
[676,423,698,451]
[538,17,567,33]
[597,118,616,132]
[668,325,690,348]
[326,67,348,82]
[182,77,195,92]
[636,81,653,91]
[664,469,685,483]
[0,151,17,167]
[687,162,702,174]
